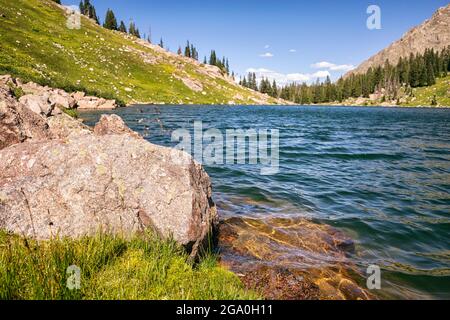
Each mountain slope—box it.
[404,75,450,107]
[347,4,450,77]
[0,0,277,105]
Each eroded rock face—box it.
[218,217,371,300]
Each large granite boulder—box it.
[0,116,217,256]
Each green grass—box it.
[0,0,273,105]
[403,76,450,107]
[7,82,25,99]
[0,231,260,300]
[62,107,78,118]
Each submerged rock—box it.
[218,217,371,300]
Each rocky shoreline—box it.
[0,75,217,258]
[0,75,371,299]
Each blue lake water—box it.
[81,105,450,299]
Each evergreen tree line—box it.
[239,73,278,98]
[102,8,141,38]
[276,47,450,104]
[78,4,142,38]
[179,41,199,60]
[206,50,230,75]
[178,44,231,75]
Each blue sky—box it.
[63,0,449,84]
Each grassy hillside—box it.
[0,0,276,105]
[403,75,450,107]
[0,231,260,300]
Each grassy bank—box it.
[0,231,259,300]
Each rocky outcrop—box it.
[3,75,117,112]
[0,79,218,257]
[19,94,59,117]
[173,73,204,92]
[76,96,117,110]
[347,4,450,77]
[0,82,52,150]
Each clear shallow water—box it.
[81,105,450,299]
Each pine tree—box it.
[103,9,118,30]
[128,22,136,36]
[128,22,140,38]
[184,41,191,58]
[271,79,278,97]
[80,0,99,24]
[159,38,164,48]
[242,77,247,88]
[79,1,84,14]
[118,21,127,33]
[209,50,217,66]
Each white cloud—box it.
[311,70,331,78]
[311,61,355,72]
[259,52,274,58]
[264,44,270,49]
[311,61,335,69]
[286,73,310,82]
[289,49,297,53]
[244,67,330,86]
[329,64,355,72]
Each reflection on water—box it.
[81,105,450,299]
